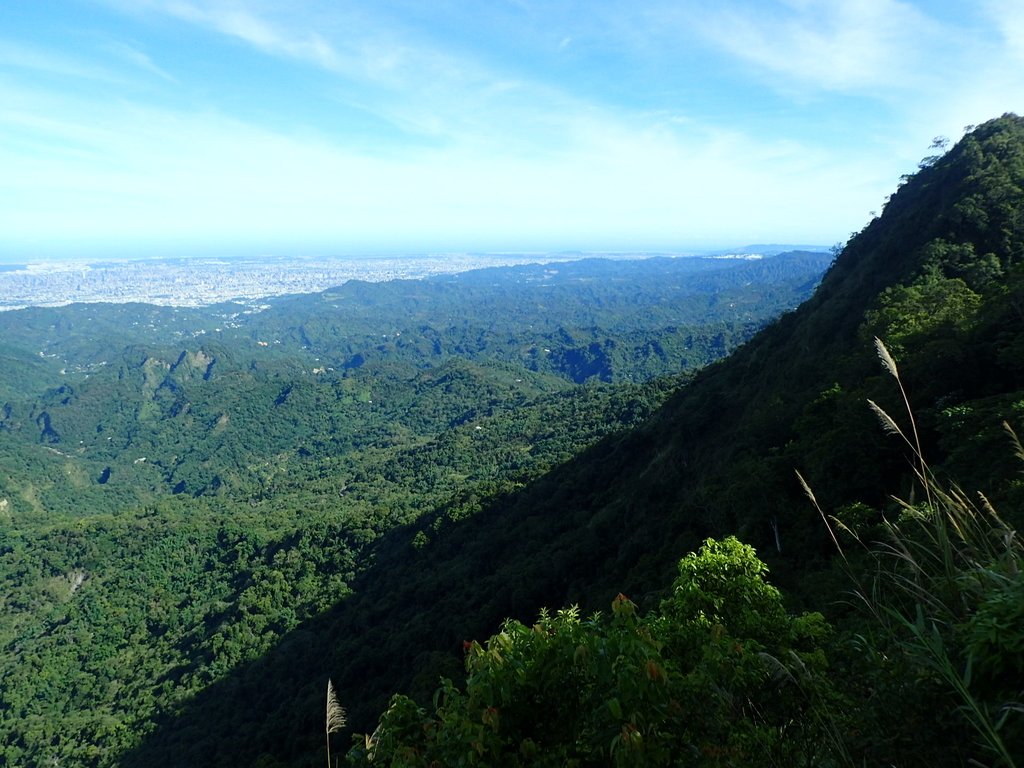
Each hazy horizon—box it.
[0,243,834,267]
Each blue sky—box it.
[1,0,1022,261]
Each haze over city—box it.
[2,1,1023,261]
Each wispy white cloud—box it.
[0,39,126,83]
[692,0,948,93]
[658,0,1023,166]
[108,0,473,90]
[100,0,531,148]
[853,1,1024,147]
[0,36,180,97]
[155,0,347,71]
[102,40,179,83]
[983,0,1024,61]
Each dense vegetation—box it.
[347,341,1024,766]
[0,252,828,766]
[4,113,1024,767]
[351,537,839,767]
[131,114,1024,767]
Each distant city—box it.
[0,247,823,311]
[0,253,570,311]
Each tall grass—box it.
[803,338,1022,766]
[326,679,347,768]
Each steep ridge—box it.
[125,115,1024,766]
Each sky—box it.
[1,0,1022,261]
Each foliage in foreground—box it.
[813,340,1024,766]
[346,537,838,767]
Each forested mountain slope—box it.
[0,253,830,766]
[0,253,826,515]
[120,115,1024,766]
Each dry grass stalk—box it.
[801,339,1023,765]
[326,679,347,768]
[873,337,932,510]
[795,469,848,565]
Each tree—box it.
[348,538,839,767]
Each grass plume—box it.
[326,679,347,768]
[802,339,1023,765]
